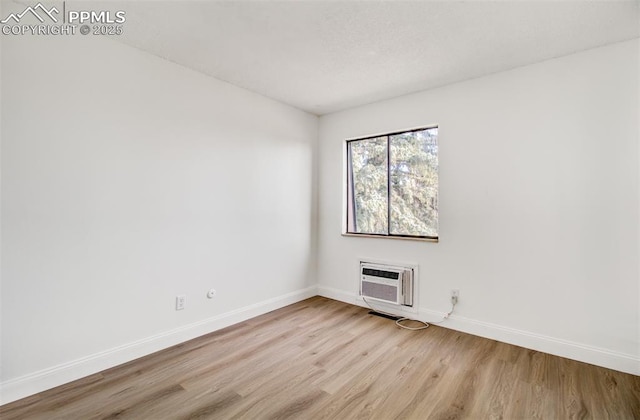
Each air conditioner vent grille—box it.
[361,280,398,303]
[361,268,400,280]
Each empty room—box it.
[1,0,639,418]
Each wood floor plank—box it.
[1,296,638,419]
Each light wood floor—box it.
[2,296,639,419]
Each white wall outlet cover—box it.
[207,289,217,299]
[176,295,186,311]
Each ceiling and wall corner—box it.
[107,0,640,115]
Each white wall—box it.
[317,39,640,374]
[1,34,317,402]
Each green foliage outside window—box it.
[347,127,438,239]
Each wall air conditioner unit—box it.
[359,262,414,307]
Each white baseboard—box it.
[317,285,360,306]
[0,286,318,405]
[3,284,637,406]
[317,286,640,376]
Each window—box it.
[345,126,438,240]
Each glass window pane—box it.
[389,128,438,237]
[348,137,388,234]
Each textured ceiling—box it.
[54,1,640,114]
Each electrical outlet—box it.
[451,289,459,305]
[176,295,186,310]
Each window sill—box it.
[341,233,438,243]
